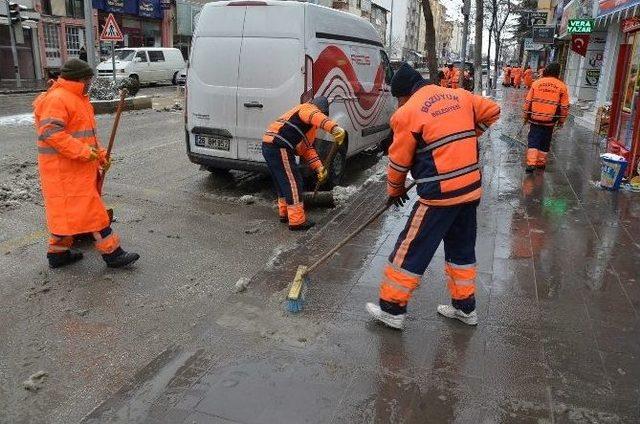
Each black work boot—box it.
[102,247,140,268]
[279,216,288,224]
[289,221,315,231]
[48,249,84,269]
[525,165,536,173]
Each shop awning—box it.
[596,0,640,26]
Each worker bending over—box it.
[262,97,345,231]
[522,63,569,173]
[33,59,139,269]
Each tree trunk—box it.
[474,0,483,93]
[421,0,439,83]
[487,3,495,89]
[493,34,500,92]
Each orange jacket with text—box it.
[523,68,533,87]
[263,103,338,172]
[523,76,570,126]
[33,78,110,236]
[387,85,501,206]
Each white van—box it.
[185,0,395,185]
[97,47,186,85]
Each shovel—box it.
[99,88,128,221]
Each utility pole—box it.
[83,0,96,69]
[459,0,470,88]
[6,0,21,87]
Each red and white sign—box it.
[622,16,640,33]
[100,13,124,42]
[571,34,590,57]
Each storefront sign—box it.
[571,34,590,56]
[524,38,544,50]
[585,69,600,86]
[532,26,555,44]
[106,0,124,10]
[567,19,595,34]
[622,16,640,33]
[598,0,640,18]
[139,0,161,19]
[528,11,548,26]
[160,0,171,10]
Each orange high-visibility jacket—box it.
[387,85,501,206]
[263,103,338,172]
[503,67,512,84]
[512,67,523,85]
[33,78,110,236]
[523,76,570,126]
[448,67,461,88]
[523,68,533,87]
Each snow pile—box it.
[332,185,358,206]
[0,113,34,127]
[0,161,40,212]
[364,157,387,184]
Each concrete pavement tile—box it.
[600,351,640,399]
[592,321,640,355]
[491,258,537,299]
[182,411,246,424]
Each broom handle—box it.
[98,89,128,193]
[312,141,340,199]
[306,181,417,275]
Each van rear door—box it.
[187,5,246,160]
[235,5,305,162]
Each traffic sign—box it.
[100,13,123,42]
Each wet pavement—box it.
[74,88,640,424]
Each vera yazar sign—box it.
[567,19,595,34]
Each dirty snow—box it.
[363,157,387,184]
[0,161,40,212]
[0,113,34,127]
[332,185,359,206]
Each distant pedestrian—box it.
[523,65,533,89]
[365,63,501,330]
[512,66,523,88]
[79,46,87,62]
[33,59,140,269]
[502,65,511,86]
[522,62,569,173]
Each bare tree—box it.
[420,0,439,82]
[474,0,483,93]
[491,0,512,90]
[486,1,496,89]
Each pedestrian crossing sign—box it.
[100,13,124,42]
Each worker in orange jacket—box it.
[522,62,569,173]
[33,59,139,269]
[503,65,512,86]
[262,97,345,230]
[445,64,461,89]
[366,63,500,329]
[512,66,523,88]
[523,65,534,89]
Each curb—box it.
[91,95,153,115]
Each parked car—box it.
[185,0,395,186]
[96,47,186,86]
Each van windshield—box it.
[114,50,135,61]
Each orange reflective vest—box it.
[523,69,533,87]
[263,103,338,172]
[523,77,570,126]
[387,85,501,206]
[33,78,110,235]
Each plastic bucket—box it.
[600,153,628,190]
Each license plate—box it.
[195,134,230,151]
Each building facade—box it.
[1,0,43,80]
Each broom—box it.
[311,141,340,200]
[286,181,417,313]
[98,88,128,222]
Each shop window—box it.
[148,50,165,62]
[65,0,84,19]
[136,51,148,62]
[65,26,84,57]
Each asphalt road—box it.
[0,94,382,423]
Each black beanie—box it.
[391,62,426,98]
[60,58,94,81]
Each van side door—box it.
[378,50,395,144]
[147,50,166,82]
[134,50,150,82]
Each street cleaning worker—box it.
[502,65,511,86]
[445,64,460,89]
[522,62,569,173]
[262,97,345,231]
[512,66,523,88]
[366,63,500,330]
[523,65,533,89]
[33,58,140,269]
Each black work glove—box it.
[387,192,410,207]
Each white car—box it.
[97,47,186,85]
[185,0,395,185]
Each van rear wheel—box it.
[172,71,179,85]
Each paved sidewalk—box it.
[84,89,640,424]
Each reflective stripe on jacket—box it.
[33,78,110,235]
[387,85,500,206]
[263,103,338,172]
[523,77,570,126]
